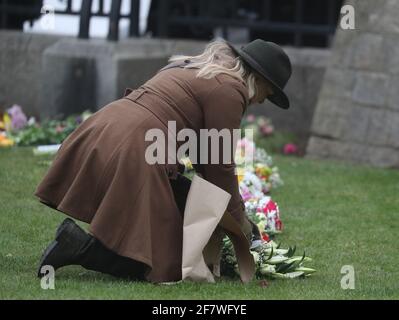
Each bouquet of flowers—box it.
[235,137,283,237]
[181,135,315,281]
[182,137,284,236]
[235,137,283,193]
[221,238,315,280]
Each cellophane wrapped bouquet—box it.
[183,136,315,280]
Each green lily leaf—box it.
[287,245,296,258]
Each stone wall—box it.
[248,47,329,144]
[40,38,169,119]
[0,31,64,117]
[307,0,399,168]
[0,32,213,120]
[0,30,329,139]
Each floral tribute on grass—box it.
[241,114,300,156]
[235,137,283,239]
[3,104,315,280]
[0,104,92,147]
[222,239,315,280]
[183,136,315,280]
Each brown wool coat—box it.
[34,61,250,283]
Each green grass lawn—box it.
[0,146,398,299]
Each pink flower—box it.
[55,125,65,133]
[260,124,273,136]
[237,138,255,154]
[241,189,253,202]
[246,114,256,123]
[283,143,298,155]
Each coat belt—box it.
[123,88,186,180]
[123,88,186,136]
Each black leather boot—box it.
[37,218,147,280]
[37,218,90,277]
[77,236,147,280]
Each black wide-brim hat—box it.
[226,39,292,109]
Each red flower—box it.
[266,200,277,212]
[275,219,283,231]
[262,200,278,215]
[262,232,270,242]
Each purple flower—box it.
[7,105,27,131]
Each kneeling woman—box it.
[35,38,292,283]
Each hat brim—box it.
[227,42,290,110]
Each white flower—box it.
[251,251,260,262]
[243,172,262,191]
[27,117,36,126]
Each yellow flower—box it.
[255,163,272,178]
[2,113,12,131]
[236,167,245,183]
[180,157,193,170]
[257,220,266,234]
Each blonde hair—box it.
[168,38,257,101]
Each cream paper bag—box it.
[181,174,231,283]
[181,174,256,284]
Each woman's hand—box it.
[241,217,253,245]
